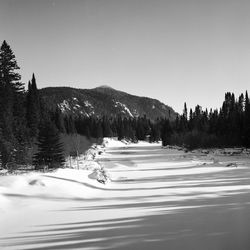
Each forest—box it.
[0,40,250,169]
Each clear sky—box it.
[1,0,250,113]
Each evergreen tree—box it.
[85,125,91,139]
[244,91,250,147]
[0,40,26,166]
[149,121,161,142]
[64,115,76,134]
[0,41,23,92]
[183,102,188,120]
[117,116,125,140]
[161,119,172,146]
[33,122,65,169]
[102,116,112,137]
[26,74,41,137]
[53,107,66,133]
[96,121,103,139]
[136,117,146,140]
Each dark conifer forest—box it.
[0,40,250,168]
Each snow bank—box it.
[63,141,110,184]
[84,144,105,161]
[0,139,114,212]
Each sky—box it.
[1,0,250,113]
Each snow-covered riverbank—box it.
[1,139,250,250]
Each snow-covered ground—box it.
[1,139,250,250]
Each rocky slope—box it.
[39,85,177,120]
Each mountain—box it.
[39,86,177,120]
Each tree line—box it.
[1,40,250,169]
[72,91,250,150]
[163,92,250,149]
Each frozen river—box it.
[1,141,250,249]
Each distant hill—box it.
[39,86,177,120]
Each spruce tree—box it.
[102,116,112,137]
[244,91,250,147]
[0,40,26,166]
[117,117,125,140]
[26,74,41,137]
[183,102,188,120]
[96,121,103,139]
[64,115,76,134]
[161,119,172,146]
[53,107,66,133]
[33,122,65,169]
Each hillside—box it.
[39,85,177,120]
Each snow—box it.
[84,100,94,109]
[114,101,134,117]
[58,99,95,114]
[1,139,250,249]
[58,100,71,112]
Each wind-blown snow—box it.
[1,139,250,250]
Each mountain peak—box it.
[97,85,114,90]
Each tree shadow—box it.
[2,144,250,249]
[2,193,250,250]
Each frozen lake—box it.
[1,141,250,249]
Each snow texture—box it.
[1,139,250,250]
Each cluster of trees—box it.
[0,40,64,168]
[74,115,156,142]
[71,91,250,150]
[161,92,250,149]
[50,113,161,143]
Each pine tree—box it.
[244,91,250,147]
[150,122,161,142]
[102,116,113,137]
[117,116,125,140]
[26,74,41,137]
[136,117,146,140]
[0,40,26,166]
[53,107,66,133]
[33,122,65,169]
[64,115,76,134]
[96,121,103,139]
[183,102,188,120]
[161,119,172,146]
